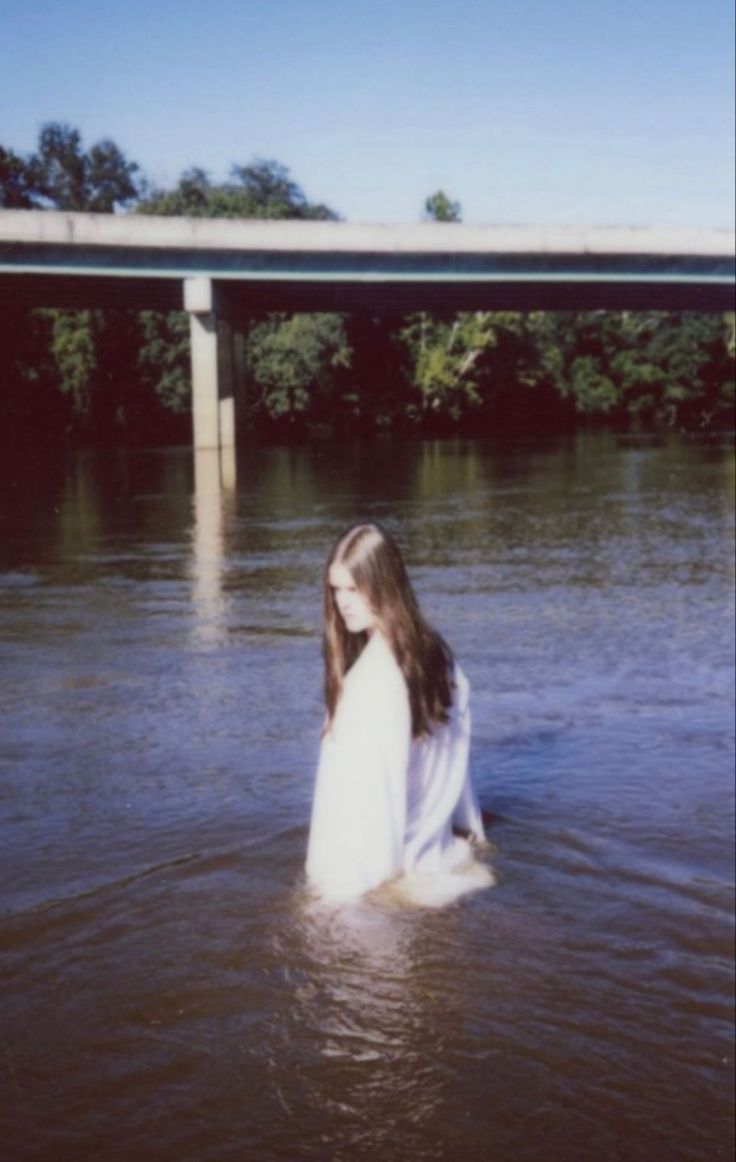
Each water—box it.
[0,433,733,1162]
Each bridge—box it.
[1,210,734,449]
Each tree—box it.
[86,140,143,212]
[424,190,461,223]
[0,146,36,207]
[139,157,336,221]
[27,122,141,211]
[230,157,335,220]
[1,126,145,444]
[399,311,498,422]
[245,313,351,425]
[4,124,146,439]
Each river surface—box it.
[0,432,733,1162]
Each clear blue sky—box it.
[2,0,733,227]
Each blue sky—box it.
[1,0,733,226]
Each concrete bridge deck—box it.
[1,211,734,449]
[1,211,734,313]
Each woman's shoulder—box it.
[364,631,405,679]
[337,633,410,738]
[347,632,406,697]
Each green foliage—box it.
[32,309,159,441]
[138,311,191,414]
[424,191,462,222]
[230,158,336,220]
[26,122,141,211]
[0,146,36,207]
[0,124,145,444]
[245,313,351,423]
[529,311,735,428]
[568,355,619,413]
[395,306,735,434]
[140,158,337,221]
[85,140,142,212]
[45,309,98,418]
[400,312,496,417]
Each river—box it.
[0,432,733,1162]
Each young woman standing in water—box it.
[306,522,491,905]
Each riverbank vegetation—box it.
[1,123,733,447]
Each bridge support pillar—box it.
[184,277,237,450]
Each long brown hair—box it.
[323,522,454,738]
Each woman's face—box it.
[328,562,378,636]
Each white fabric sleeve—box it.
[450,672,485,842]
[306,637,411,902]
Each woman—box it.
[306,522,491,905]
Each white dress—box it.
[306,632,489,904]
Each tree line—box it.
[1,123,733,447]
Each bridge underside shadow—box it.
[0,271,732,314]
[1,210,733,449]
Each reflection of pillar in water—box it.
[220,441,237,493]
[191,448,234,645]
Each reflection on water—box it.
[0,433,733,1162]
[191,448,235,647]
[287,903,459,1161]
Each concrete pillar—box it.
[189,310,220,449]
[217,316,236,449]
[192,448,225,646]
[232,326,249,439]
[184,277,236,450]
